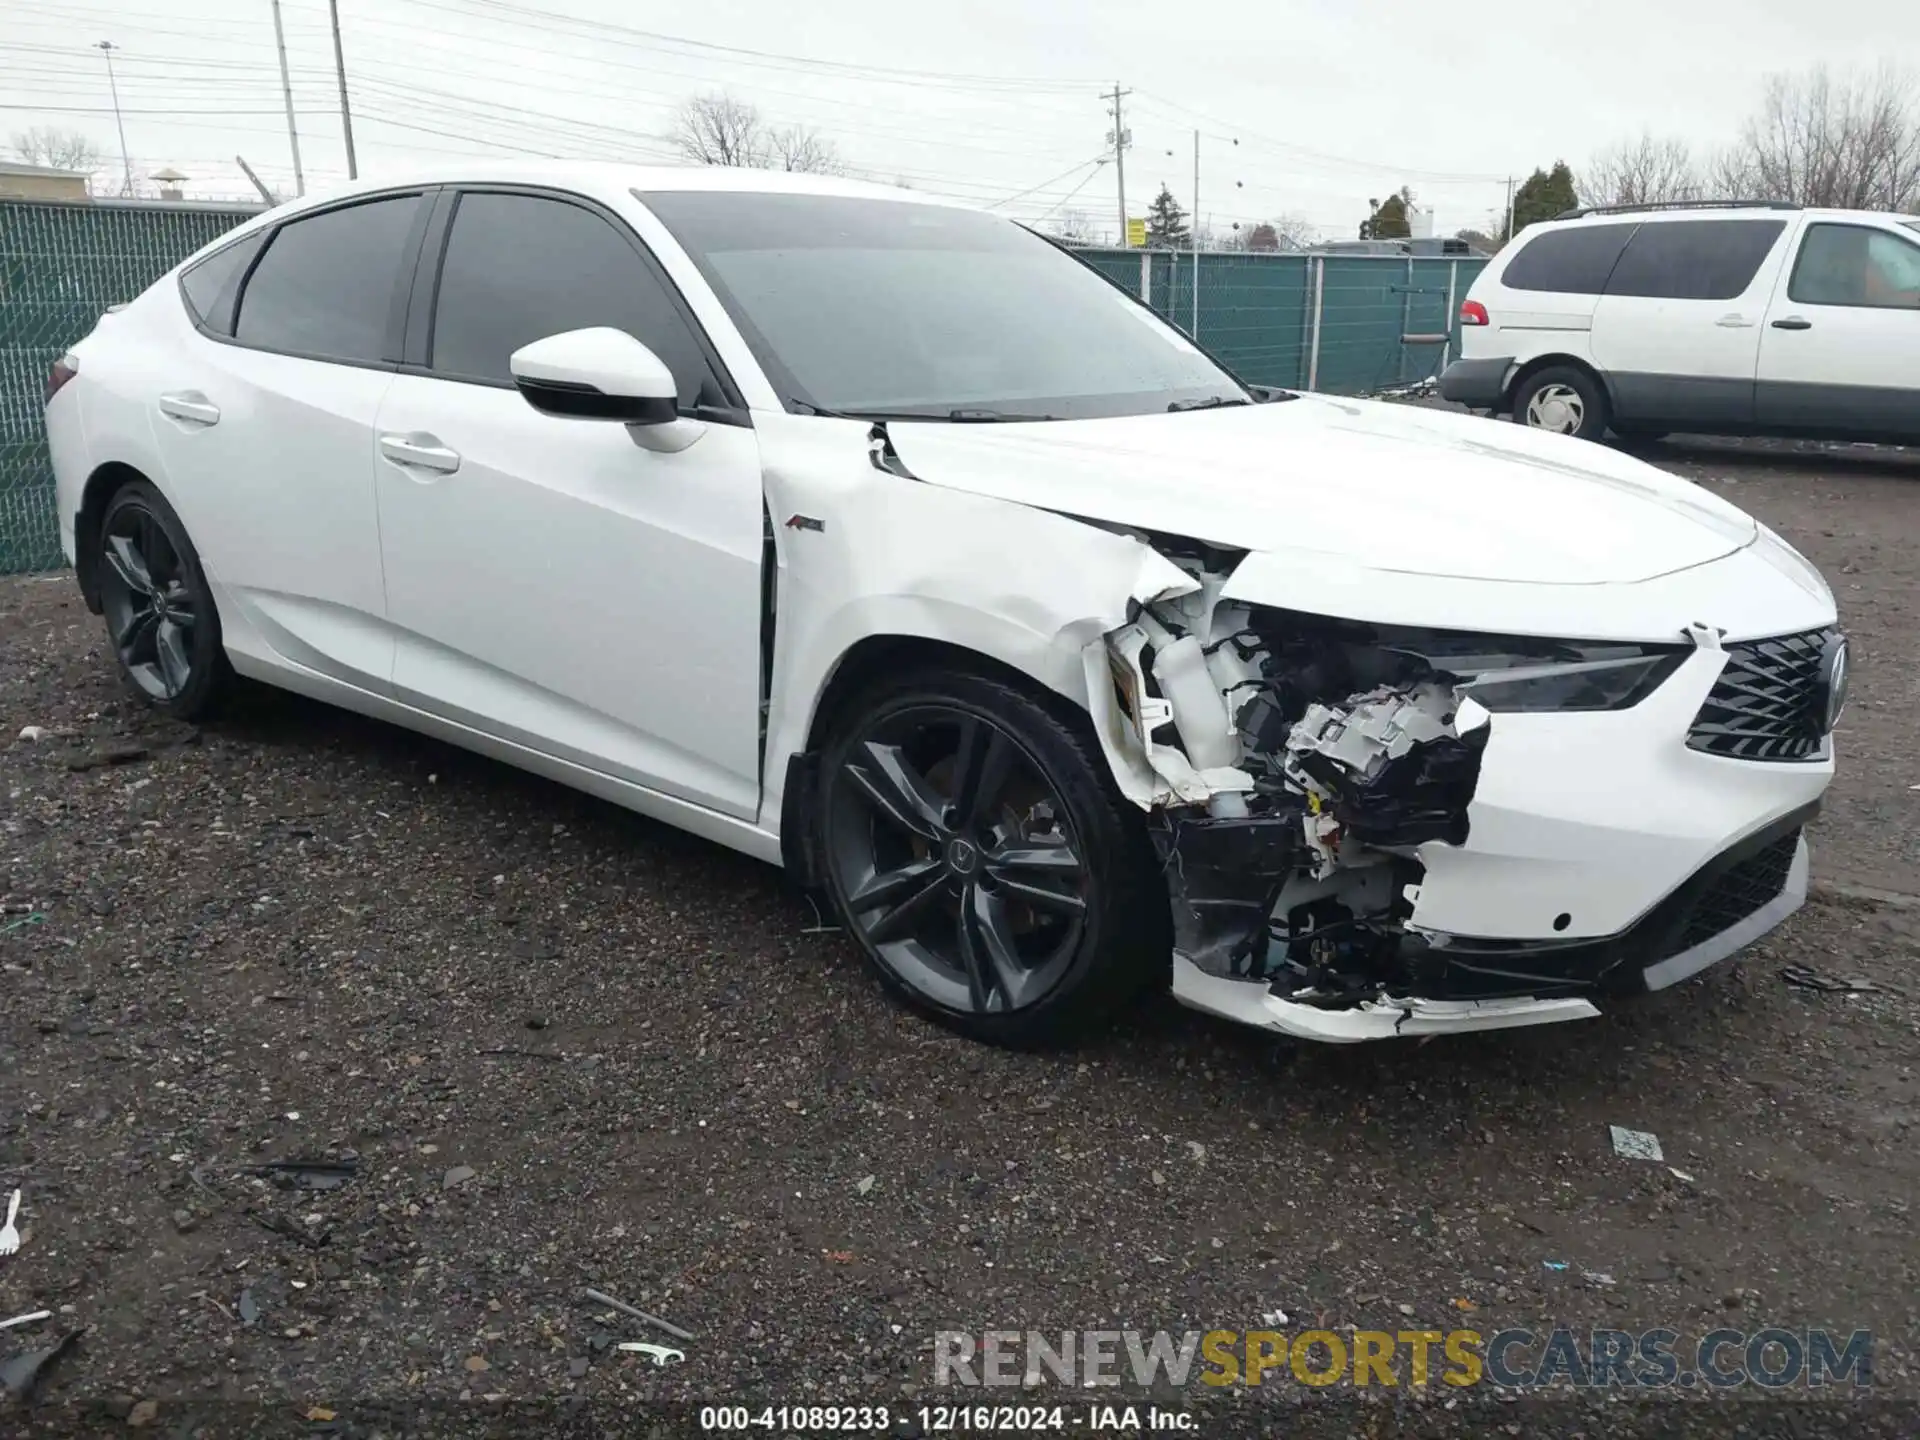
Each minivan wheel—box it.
[96,481,229,720]
[816,669,1166,1048]
[1513,365,1609,441]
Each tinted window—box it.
[1499,223,1637,294]
[235,195,422,363]
[430,192,712,405]
[643,191,1247,420]
[1604,220,1785,300]
[180,231,265,336]
[1789,223,1920,308]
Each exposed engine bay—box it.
[1091,536,1591,1012]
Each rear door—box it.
[1755,219,1920,441]
[151,190,431,691]
[1587,216,1796,430]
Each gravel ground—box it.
[2,436,1917,1439]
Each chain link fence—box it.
[2,199,251,575]
[2,201,1489,577]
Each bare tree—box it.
[1580,132,1701,208]
[11,126,102,174]
[767,123,843,175]
[1052,209,1099,245]
[671,93,765,168]
[1720,64,1920,210]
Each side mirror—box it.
[508,327,679,425]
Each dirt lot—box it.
[2,436,1917,1438]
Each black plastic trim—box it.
[1437,356,1513,408]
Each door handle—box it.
[1715,314,1755,328]
[378,431,461,475]
[1770,316,1813,331]
[158,391,220,426]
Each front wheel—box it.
[96,480,229,720]
[1512,365,1610,441]
[816,669,1166,1047]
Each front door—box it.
[1756,219,1920,441]
[372,188,766,818]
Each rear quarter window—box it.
[1604,219,1787,300]
[1499,223,1638,294]
[179,231,266,336]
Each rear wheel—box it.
[1512,365,1609,442]
[96,481,229,720]
[816,669,1165,1047]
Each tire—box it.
[95,479,230,721]
[815,667,1167,1048]
[1512,365,1610,442]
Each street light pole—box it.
[328,0,359,180]
[270,0,306,196]
[96,41,133,196]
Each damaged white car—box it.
[45,166,1846,1046]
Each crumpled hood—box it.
[885,395,1758,585]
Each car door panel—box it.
[147,192,430,693]
[376,376,764,816]
[373,187,765,819]
[1588,218,1796,428]
[1756,221,1920,441]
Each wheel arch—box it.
[74,460,159,613]
[774,629,1091,888]
[1505,353,1616,416]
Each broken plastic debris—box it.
[253,1159,358,1191]
[238,1289,259,1325]
[1669,1167,1697,1184]
[1608,1125,1664,1162]
[0,1189,20,1256]
[616,1341,685,1367]
[854,1175,875,1196]
[0,1311,50,1331]
[1543,1261,1569,1271]
[1583,1270,1617,1288]
[1781,964,1882,995]
[0,1327,83,1402]
[442,1165,478,1190]
[16,726,46,742]
[1259,1310,1289,1326]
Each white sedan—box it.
[44,165,1846,1047]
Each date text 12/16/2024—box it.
[699,1405,1193,1432]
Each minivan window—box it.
[1499,223,1637,294]
[179,231,266,336]
[1789,223,1920,308]
[429,191,714,405]
[234,195,422,364]
[641,190,1248,420]
[1605,219,1786,300]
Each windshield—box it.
[640,190,1248,421]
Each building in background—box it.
[0,161,90,202]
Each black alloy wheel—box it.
[819,671,1165,1046]
[96,481,227,718]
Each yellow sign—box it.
[1125,217,1147,248]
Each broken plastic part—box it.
[1153,812,1304,978]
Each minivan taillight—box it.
[1460,300,1489,327]
[46,354,79,403]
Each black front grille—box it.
[1688,627,1836,761]
[1662,829,1801,957]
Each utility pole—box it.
[1103,83,1131,243]
[235,154,278,206]
[1504,175,1516,243]
[271,0,305,196]
[95,41,133,196]
[1192,130,1200,335]
[328,0,358,180]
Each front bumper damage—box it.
[1082,543,1833,1043]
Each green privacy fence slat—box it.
[1,207,1489,577]
[1073,246,1487,394]
[1,199,248,575]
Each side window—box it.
[179,231,266,336]
[234,194,423,363]
[1789,223,1920,308]
[1604,219,1787,300]
[1499,223,1638,294]
[429,191,713,406]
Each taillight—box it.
[46,353,79,403]
[1460,300,1489,327]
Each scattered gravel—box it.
[1,436,1916,1435]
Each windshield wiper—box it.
[1167,395,1253,412]
[795,402,1057,423]
[946,408,1059,422]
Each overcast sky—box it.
[5,0,1913,240]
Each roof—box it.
[1550,201,1920,226]
[0,160,92,180]
[290,160,968,211]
